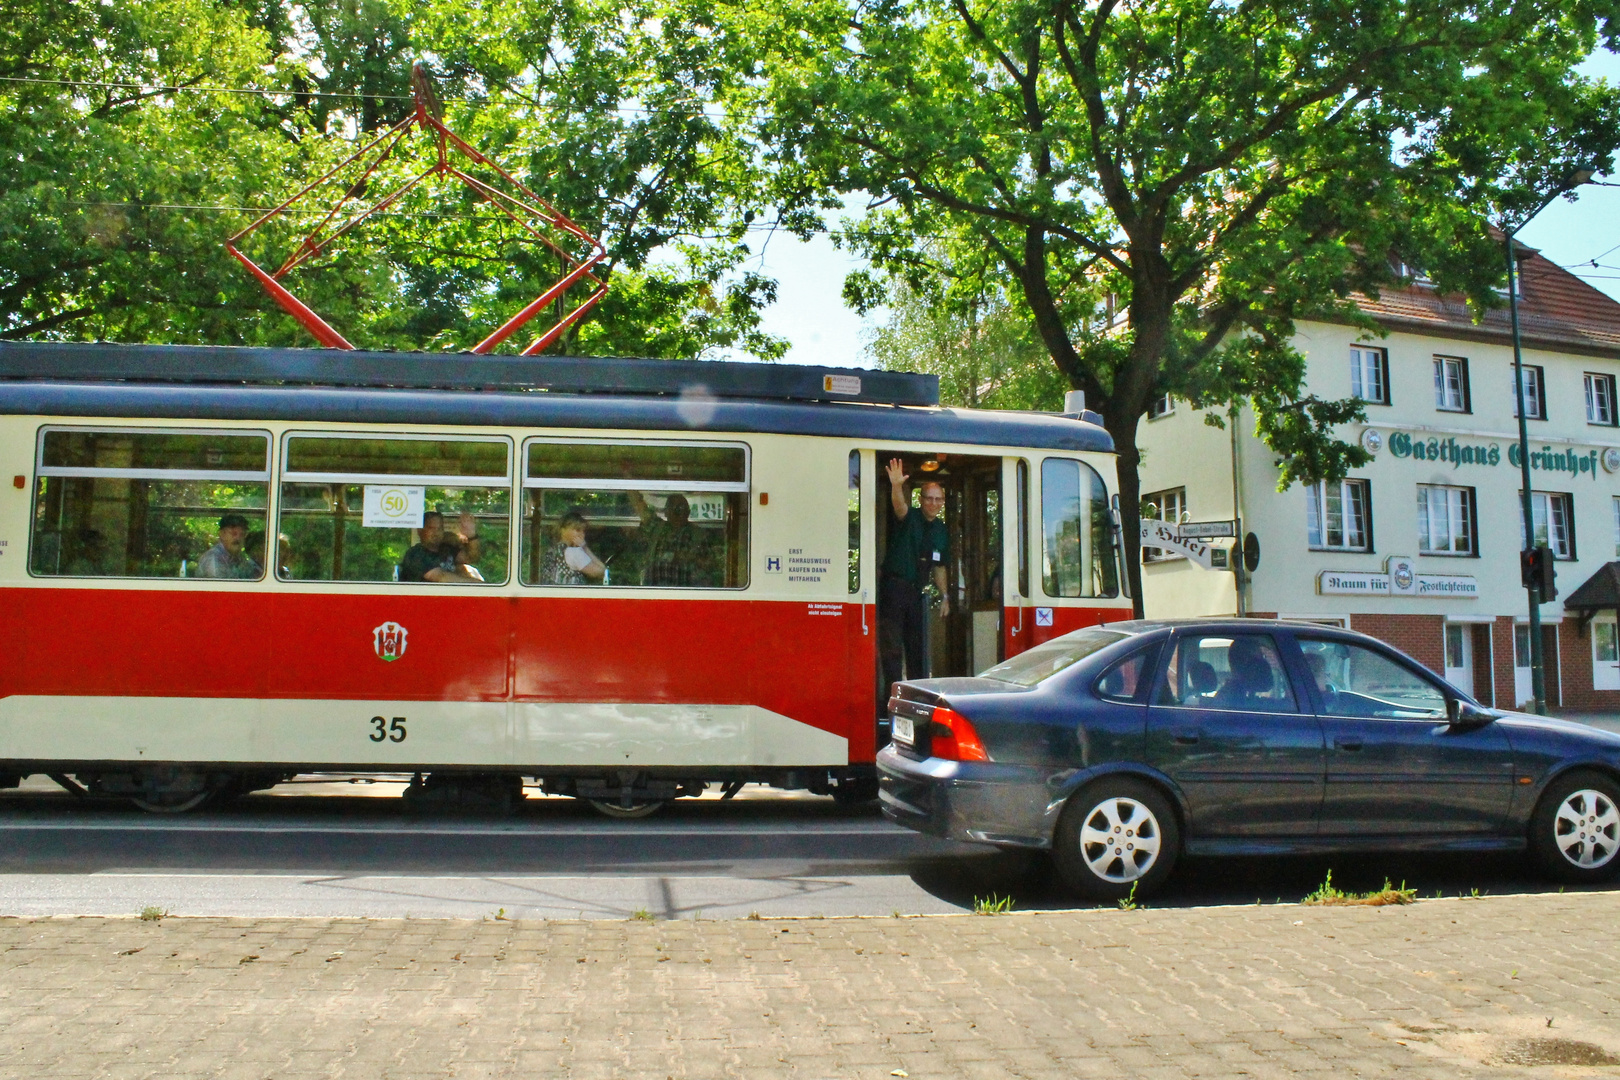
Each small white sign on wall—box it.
[363,485,425,529]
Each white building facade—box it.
[1137,248,1620,711]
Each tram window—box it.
[30,428,270,579]
[278,434,511,584]
[520,440,750,588]
[1041,458,1120,598]
[848,450,861,594]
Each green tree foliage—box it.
[2,0,782,358]
[738,0,1620,608]
[862,274,1066,411]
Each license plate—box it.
[892,715,915,744]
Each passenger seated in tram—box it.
[541,509,606,585]
[399,510,483,583]
[197,513,263,579]
[627,491,717,587]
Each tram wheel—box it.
[585,797,668,819]
[130,788,214,814]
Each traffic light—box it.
[1520,545,1558,600]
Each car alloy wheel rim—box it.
[1554,789,1620,869]
[1079,796,1162,883]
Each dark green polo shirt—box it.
[883,508,949,584]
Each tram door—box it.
[870,452,1006,717]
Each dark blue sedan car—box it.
[878,619,1620,900]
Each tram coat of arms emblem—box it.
[373,621,408,662]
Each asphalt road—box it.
[0,772,1602,918]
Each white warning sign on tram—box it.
[363,485,425,528]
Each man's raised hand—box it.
[885,458,908,488]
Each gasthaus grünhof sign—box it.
[1377,428,1620,479]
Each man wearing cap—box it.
[880,458,949,696]
[197,513,262,579]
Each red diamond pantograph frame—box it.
[227,64,607,354]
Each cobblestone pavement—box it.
[4,892,1619,1079]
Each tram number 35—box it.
[368,716,408,743]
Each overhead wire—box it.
[0,74,739,119]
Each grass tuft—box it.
[1117,882,1141,911]
[138,906,168,922]
[631,908,655,922]
[1301,870,1416,907]
[972,894,1014,915]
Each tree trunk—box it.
[1105,409,1146,618]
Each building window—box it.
[1515,624,1531,669]
[1587,373,1617,426]
[1306,479,1371,552]
[1595,623,1620,691]
[1147,393,1174,419]
[1520,490,1575,560]
[1416,485,1475,556]
[1613,496,1620,557]
[1512,365,1546,420]
[1433,356,1470,412]
[1350,347,1389,405]
[1142,487,1186,562]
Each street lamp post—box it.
[1506,168,1594,714]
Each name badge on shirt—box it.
[931,550,941,562]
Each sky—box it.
[747,50,1620,372]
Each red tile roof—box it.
[1344,246,1620,359]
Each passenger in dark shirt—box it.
[399,511,483,583]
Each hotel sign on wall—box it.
[1317,555,1478,598]
[1366,428,1620,481]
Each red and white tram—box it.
[0,342,1128,812]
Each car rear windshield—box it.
[979,629,1128,687]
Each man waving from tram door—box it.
[880,458,949,694]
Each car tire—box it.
[1052,776,1180,902]
[1529,769,1620,883]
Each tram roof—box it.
[0,343,1113,454]
[0,341,937,406]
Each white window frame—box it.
[1587,373,1617,426]
[521,437,751,492]
[1416,484,1475,556]
[1595,621,1620,691]
[1142,487,1186,562]
[1349,347,1389,405]
[1612,495,1620,558]
[1306,478,1371,552]
[1520,490,1575,560]
[1147,393,1174,420]
[1433,356,1468,412]
[280,431,513,487]
[1512,364,1546,420]
[37,425,271,482]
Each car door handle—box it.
[1334,737,1363,751]
[1174,730,1200,745]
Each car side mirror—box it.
[1448,698,1495,729]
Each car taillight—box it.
[929,706,989,761]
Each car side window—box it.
[1094,643,1161,704]
[1298,638,1447,720]
[1155,634,1297,713]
